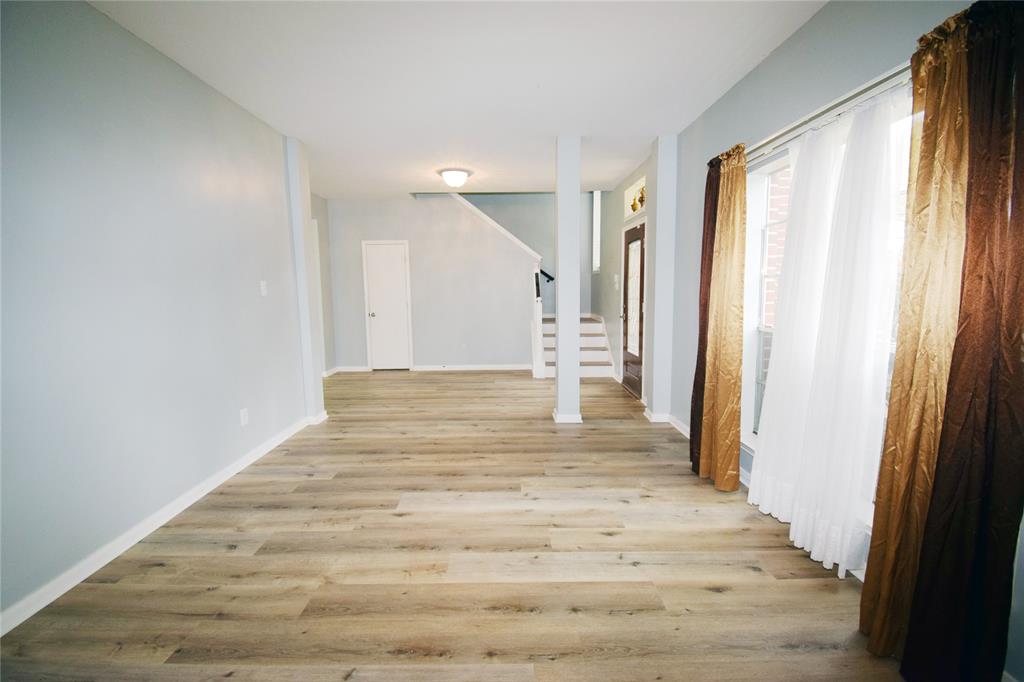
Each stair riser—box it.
[545,349,611,363]
[542,322,603,335]
[543,340,607,350]
[543,364,615,378]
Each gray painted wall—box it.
[1,1,306,610]
[592,152,656,396]
[464,192,593,315]
[661,0,1024,674]
[329,194,537,369]
[311,194,335,369]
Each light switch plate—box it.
[239,408,249,426]
[259,280,268,297]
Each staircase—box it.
[542,315,615,378]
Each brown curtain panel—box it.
[689,156,722,474]
[698,144,745,492]
[902,4,1024,680]
[859,12,970,657]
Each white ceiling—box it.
[94,1,823,198]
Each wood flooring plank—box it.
[654,577,861,615]
[301,582,666,619]
[257,526,552,554]
[534,652,898,682]
[0,661,535,682]
[341,664,536,682]
[43,583,312,620]
[163,617,583,665]
[350,509,625,530]
[444,551,781,584]
[548,526,792,551]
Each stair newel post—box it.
[531,266,545,379]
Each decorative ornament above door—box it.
[623,177,647,220]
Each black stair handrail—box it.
[535,269,554,300]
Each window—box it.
[753,163,792,433]
[743,82,914,577]
[592,191,602,273]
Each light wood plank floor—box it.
[1,371,897,681]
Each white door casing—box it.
[362,240,413,369]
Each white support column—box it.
[554,135,582,423]
[646,133,679,422]
[285,136,327,424]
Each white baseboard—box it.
[663,414,750,486]
[552,409,583,424]
[0,414,317,636]
[667,414,691,439]
[309,410,328,424]
[412,364,532,372]
[324,366,370,376]
[644,410,670,423]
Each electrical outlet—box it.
[259,280,268,297]
[239,408,249,426]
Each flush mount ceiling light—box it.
[438,168,472,188]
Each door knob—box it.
[369,312,376,317]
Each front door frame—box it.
[620,221,646,400]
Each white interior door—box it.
[362,241,412,369]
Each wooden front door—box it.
[622,224,645,399]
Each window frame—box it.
[747,153,792,437]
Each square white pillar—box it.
[646,133,678,422]
[285,136,327,424]
[554,135,582,423]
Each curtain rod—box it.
[746,61,912,165]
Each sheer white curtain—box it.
[748,84,912,577]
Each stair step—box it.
[543,332,604,338]
[544,342,606,348]
[542,315,602,323]
[545,360,613,367]
[538,315,612,379]
[545,348,611,363]
[544,323,603,335]
[540,335,602,342]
